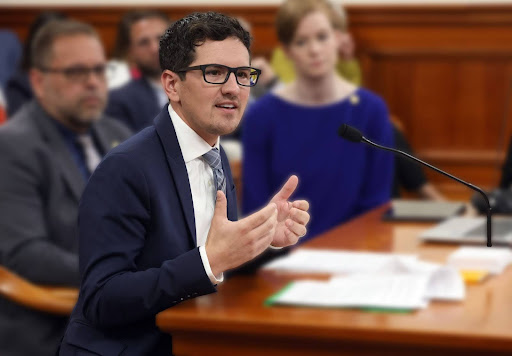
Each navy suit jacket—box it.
[60,106,238,355]
[106,78,163,132]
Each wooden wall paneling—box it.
[0,7,280,58]
[3,5,512,198]
[347,7,512,197]
[363,52,512,196]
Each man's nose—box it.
[84,70,105,88]
[221,72,240,95]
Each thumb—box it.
[213,190,228,220]
[272,175,298,202]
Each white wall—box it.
[2,0,512,7]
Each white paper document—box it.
[375,258,465,301]
[263,248,417,275]
[270,275,430,310]
[267,250,465,310]
[425,266,466,301]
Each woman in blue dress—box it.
[242,0,394,242]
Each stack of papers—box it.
[263,248,417,275]
[267,275,431,310]
[265,249,465,310]
[377,258,465,301]
[447,247,512,274]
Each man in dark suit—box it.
[0,20,131,356]
[105,10,171,132]
[59,12,310,355]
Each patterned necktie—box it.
[76,134,102,175]
[202,148,226,196]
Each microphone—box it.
[338,124,493,247]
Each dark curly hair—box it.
[159,12,251,79]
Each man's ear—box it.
[161,70,181,103]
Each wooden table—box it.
[156,206,512,355]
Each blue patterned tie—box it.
[202,148,226,196]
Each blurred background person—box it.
[0,89,6,124]
[270,4,361,87]
[4,11,67,118]
[225,9,362,153]
[0,30,21,91]
[105,11,139,90]
[105,10,171,132]
[499,135,512,190]
[0,20,131,356]
[0,30,21,123]
[392,119,446,201]
[221,17,283,162]
[469,134,512,215]
[236,17,282,101]
[242,0,394,241]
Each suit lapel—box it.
[154,107,197,246]
[29,102,85,202]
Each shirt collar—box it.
[168,104,220,163]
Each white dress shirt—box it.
[168,105,224,285]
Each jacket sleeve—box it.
[393,126,427,192]
[0,137,79,286]
[79,153,215,328]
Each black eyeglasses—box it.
[38,64,108,82]
[177,64,261,87]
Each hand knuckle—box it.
[239,224,249,236]
[257,214,266,225]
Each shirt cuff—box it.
[199,245,224,285]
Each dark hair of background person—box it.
[113,10,171,60]
[31,20,100,70]
[20,11,68,70]
[159,11,251,80]
[276,0,347,45]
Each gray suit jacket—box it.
[0,100,132,356]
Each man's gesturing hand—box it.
[206,191,277,276]
[270,175,310,248]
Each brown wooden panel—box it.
[367,55,512,149]
[2,5,512,197]
[347,6,512,196]
[0,6,280,58]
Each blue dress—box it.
[241,88,394,242]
